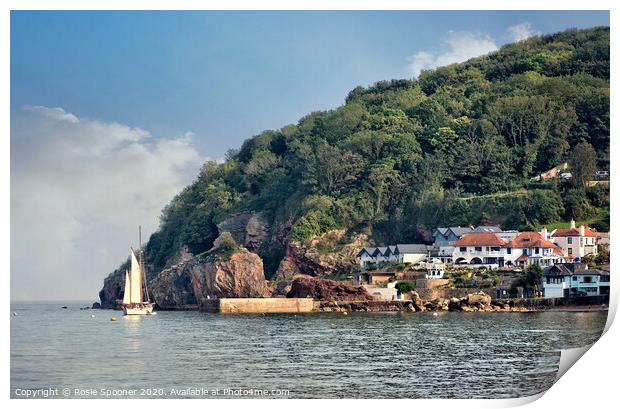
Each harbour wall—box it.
[199,297,314,313]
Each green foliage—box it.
[523,264,544,290]
[395,280,415,293]
[290,209,337,242]
[106,27,609,282]
[570,142,597,188]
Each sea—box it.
[10,302,608,399]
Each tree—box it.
[570,142,597,188]
[523,264,544,297]
[395,280,415,293]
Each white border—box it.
[2,1,617,408]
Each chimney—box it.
[570,219,576,229]
[579,225,585,236]
[541,228,548,241]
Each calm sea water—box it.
[11,302,607,399]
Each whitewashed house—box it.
[503,231,564,267]
[543,264,610,298]
[356,244,430,268]
[452,232,506,267]
[550,220,598,260]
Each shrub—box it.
[395,280,415,293]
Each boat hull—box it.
[123,303,155,316]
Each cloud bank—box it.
[11,106,204,301]
[408,31,498,77]
[508,22,538,42]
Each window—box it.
[475,247,482,252]
[491,247,500,252]
[572,276,578,281]
[568,248,573,255]
[582,276,592,283]
[535,247,540,254]
[507,248,512,254]
[459,247,466,252]
[568,237,572,244]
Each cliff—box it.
[275,229,368,279]
[100,233,269,309]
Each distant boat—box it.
[122,227,155,316]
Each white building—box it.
[452,232,506,267]
[550,220,598,261]
[356,244,430,268]
[543,264,610,298]
[503,231,564,267]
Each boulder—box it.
[465,291,492,308]
[91,302,101,309]
[190,250,270,299]
[410,291,426,312]
[286,276,371,301]
[448,297,463,311]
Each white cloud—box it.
[508,22,538,42]
[11,106,205,301]
[408,30,498,77]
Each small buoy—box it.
[342,311,348,316]
[110,317,117,321]
[433,312,438,316]
[90,314,95,318]
[12,312,17,316]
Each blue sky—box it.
[9,11,610,300]
[11,11,609,159]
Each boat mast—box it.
[139,225,151,303]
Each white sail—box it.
[122,270,131,305]
[130,249,143,304]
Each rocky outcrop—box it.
[270,280,293,297]
[216,212,269,252]
[190,250,270,299]
[99,235,269,309]
[98,270,125,309]
[286,276,371,301]
[150,265,197,309]
[315,300,416,312]
[276,229,368,278]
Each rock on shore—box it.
[286,276,371,301]
[190,251,270,299]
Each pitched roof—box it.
[374,247,389,256]
[474,225,502,233]
[396,244,429,254]
[506,231,562,250]
[516,254,529,262]
[551,226,597,237]
[432,227,449,237]
[356,247,376,257]
[544,263,589,276]
[454,232,506,247]
[447,226,475,237]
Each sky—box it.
[10,11,609,301]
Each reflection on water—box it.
[11,303,607,399]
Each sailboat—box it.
[122,228,155,316]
